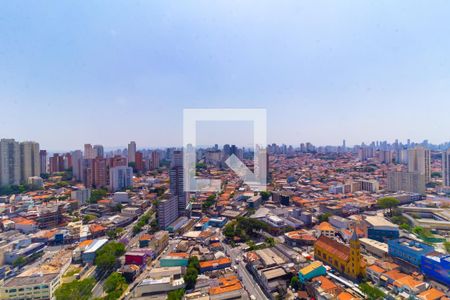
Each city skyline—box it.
[2,1,450,149]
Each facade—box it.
[158,196,178,229]
[314,232,365,280]
[387,170,426,194]
[39,149,47,174]
[298,261,327,283]
[128,141,136,163]
[407,147,431,183]
[421,253,450,286]
[169,150,186,216]
[387,238,434,268]
[20,141,40,182]
[150,151,160,170]
[1,272,60,300]
[109,165,133,192]
[442,149,450,186]
[364,216,399,242]
[0,139,21,186]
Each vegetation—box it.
[63,266,82,278]
[290,276,300,291]
[95,242,126,271]
[167,289,185,300]
[223,217,269,242]
[444,241,450,253]
[202,194,216,211]
[183,256,200,290]
[377,197,400,216]
[359,282,385,300]
[431,171,442,178]
[390,215,411,231]
[55,278,96,300]
[318,212,331,223]
[107,227,124,239]
[133,212,152,235]
[90,188,108,203]
[103,272,128,300]
[260,191,271,201]
[412,226,435,240]
[12,256,26,267]
[83,214,97,224]
[0,184,36,196]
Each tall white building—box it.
[442,149,450,187]
[20,141,40,182]
[0,139,21,186]
[71,150,83,181]
[408,147,431,183]
[109,165,133,192]
[128,141,136,163]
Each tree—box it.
[184,267,198,290]
[13,256,26,267]
[90,188,108,203]
[359,282,385,300]
[318,213,331,223]
[95,242,125,271]
[444,241,450,253]
[265,237,276,247]
[167,289,185,300]
[104,272,127,294]
[377,197,400,216]
[55,278,95,300]
[290,276,300,291]
[83,214,97,224]
[260,191,271,201]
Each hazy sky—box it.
[1,1,450,150]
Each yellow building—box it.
[314,231,365,280]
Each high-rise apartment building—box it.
[20,141,40,182]
[39,150,47,175]
[169,150,186,215]
[158,196,178,229]
[128,141,136,163]
[93,145,104,158]
[109,165,133,192]
[442,149,450,187]
[71,150,83,181]
[151,151,160,170]
[387,170,426,194]
[0,139,21,186]
[135,151,144,172]
[408,147,431,183]
[84,144,95,159]
[93,157,108,188]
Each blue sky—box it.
[1,1,450,150]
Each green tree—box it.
[265,237,276,247]
[90,188,108,203]
[260,191,271,201]
[290,276,300,291]
[167,289,185,300]
[55,278,95,300]
[104,272,127,294]
[83,214,97,224]
[377,197,400,216]
[183,267,198,290]
[444,241,450,253]
[359,282,385,300]
[95,242,125,271]
[13,256,26,267]
[318,212,331,223]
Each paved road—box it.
[221,234,268,300]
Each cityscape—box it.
[2,1,450,300]
[0,139,449,300]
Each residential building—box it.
[0,139,20,186]
[20,141,40,182]
[109,165,133,192]
[158,196,178,229]
[408,147,431,183]
[128,141,136,163]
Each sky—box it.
[1,1,450,151]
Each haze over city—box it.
[2,1,450,149]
